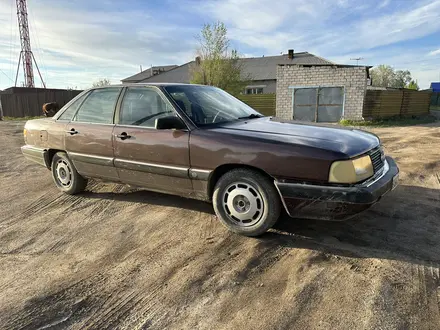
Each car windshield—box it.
[163,85,263,126]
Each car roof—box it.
[94,83,206,89]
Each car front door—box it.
[64,87,122,181]
[113,86,192,196]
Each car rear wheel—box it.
[51,152,87,194]
[212,168,281,236]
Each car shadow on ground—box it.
[81,187,215,215]
[267,184,440,266]
[82,184,440,266]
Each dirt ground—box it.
[0,120,439,330]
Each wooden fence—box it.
[0,87,82,118]
[237,94,276,116]
[431,92,440,109]
[363,89,432,118]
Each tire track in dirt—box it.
[2,213,207,329]
[2,272,107,329]
[77,234,244,329]
[9,193,74,223]
[83,291,146,329]
[147,237,293,329]
[414,263,440,320]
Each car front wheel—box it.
[212,168,281,236]
[51,152,88,194]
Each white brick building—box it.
[276,65,370,121]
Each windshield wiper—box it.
[237,114,263,120]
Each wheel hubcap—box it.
[56,160,72,187]
[222,182,264,226]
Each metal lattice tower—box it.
[14,0,45,88]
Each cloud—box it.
[197,0,440,56]
[191,0,440,88]
[0,0,198,89]
[428,48,440,56]
[328,46,440,88]
[378,0,391,8]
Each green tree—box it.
[370,65,415,89]
[190,22,249,95]
[407,80,420,90]
[92,78,111,87]
[371,65,395,87]
[393,70,412,88]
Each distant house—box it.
[121,65,178,84]
[430,82,440,92]
[120,50,334,94]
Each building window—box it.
[245,87,263,94]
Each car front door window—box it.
[119,87,174,127]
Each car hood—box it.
[213,117,379,158]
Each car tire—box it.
[212,168,281,236]
[51,152,88,194]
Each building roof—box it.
[240,52,334,80]
[88,83,206,89]
[139,61,195,83]
[430,82,440,92]
[139,52,334,83]
[121,65,178,83]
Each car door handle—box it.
[116,132,131,140]
[66,129,79,135]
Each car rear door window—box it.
[119,87,174,127]
[74,88,121,124]
[57,91,90,121]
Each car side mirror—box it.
[155,116,187,130]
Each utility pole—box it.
[15,0,45,88]
[350,57,364,66]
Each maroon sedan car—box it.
[22,83,399,236]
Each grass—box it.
[2,116,44,121]
[431,105,440,111]
[339,115,437,128]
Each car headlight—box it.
[329,155,374,183]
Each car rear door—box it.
[113,86,192,196]
[64,87,122,181]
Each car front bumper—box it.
[275,156,399,221]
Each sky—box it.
[0,0,439,90]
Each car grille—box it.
[369,146,385,173]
